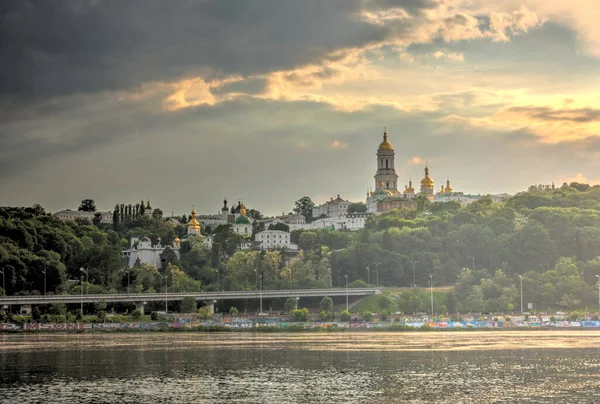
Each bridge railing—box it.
[0,288,380,303]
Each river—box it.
[1,331,599,403]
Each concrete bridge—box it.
[0,288,381,314]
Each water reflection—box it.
[1,332,599,403]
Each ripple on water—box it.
[1,331,600,403]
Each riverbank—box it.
[3,319,600,333]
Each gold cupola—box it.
[444,180,453,193]
[188,208,201,231]
[378,130,393,150]
[405,180,415,193]
[421,165,434,189]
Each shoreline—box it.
[3,322,600,334]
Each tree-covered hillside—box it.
[2,182,600,312]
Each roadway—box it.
[0,288,381,306]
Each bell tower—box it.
[374,129,398,193]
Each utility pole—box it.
[80,268,88,315]
[376,262,382,288]
[366,266,370,286]
[42,269,46,297]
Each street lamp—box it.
[259,274,263,315]
[429,275,434,316]
[80,268,88,315]
[80,275,84,316]
[366,266,370,286]
[468,256,475,270]
[344,275,348,311]
[253,268,258,291]
[518,275,523,314]
[411,261,419,288]
[375,262,382,288]
[595,275,600,314]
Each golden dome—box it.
[378,131,393,150]
[404,180,415,193]
[188,208,201,230]
[239,203,247,217]
[421,165,434,188]
[444,180,453,193]
[174,236,181,243]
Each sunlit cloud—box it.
[330,140,348,149]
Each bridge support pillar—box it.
[203,300,217,314]
[135,302,146,315]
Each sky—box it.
[2,0,600,217]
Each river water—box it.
[1,331,599,403]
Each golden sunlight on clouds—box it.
[411,157,424,164]
[330,140,348,149]
[557,173,600,185]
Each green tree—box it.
[180,296,197,313]
[229,306,239,316]
[319,311,329,321]
[362,311,374,322]
[268,222,290,232]
[198,306,212,319]
[293,196,315,223]
[348,202,367,214]
[78,199,97,212]
[319,296,333,312]
[340,310,351,321]
[291,308,309,322]
[284,298,299,312]
[131,309,142,320]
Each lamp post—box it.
[468,256,475,270]
[253,268,258,291]
[411,261,419,288]
[80,275,84,316]
[289,268,292,292]
[42,269,46,297]
[366,266,370,286]
[376,262,382,288]
[80,268,88,315]
[518,274,523,314]
[344,274,348,311]
[595,275,600,314]
[259,274,263,315]
[429,275,434,316]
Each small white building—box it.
[255,230,298,250]
[121,237,180,268]
[55,210,113,223]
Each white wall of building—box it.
[121,237,180,268]
[55,210,113,223]
[255,230,298,250]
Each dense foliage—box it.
[2,182,600,313]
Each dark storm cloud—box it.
[0,0,396,99]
